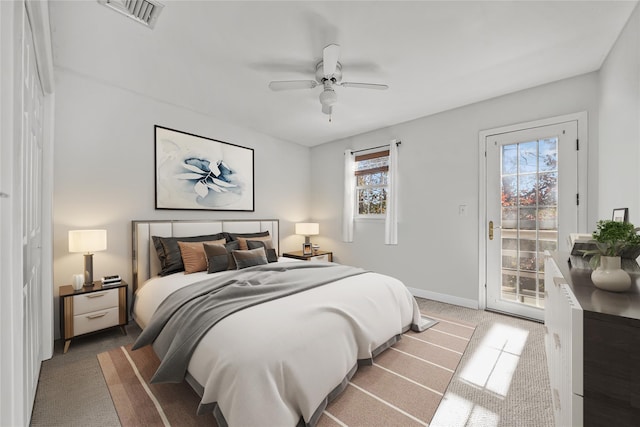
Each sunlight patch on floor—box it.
[430,392,499,427]
[458,322,529,397]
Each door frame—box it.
[477,112,589,311]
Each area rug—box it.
[98,312,475,427]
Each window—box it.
[355,150,389,217]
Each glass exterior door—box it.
[486,122,577,320]
[500,138,558,308]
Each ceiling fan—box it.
[268,44,389,118]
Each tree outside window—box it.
[499,138,558,306]
[355,150,389,217]
[500,139,558,230]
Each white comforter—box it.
[133,260,424,426]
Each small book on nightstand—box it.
[101,275,121,286]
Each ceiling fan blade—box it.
[268,80,318,91]
[322,104,332,115]
[340,82,389,90]
[323,44,340,77]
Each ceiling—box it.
[48,1,637,147]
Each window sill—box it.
[355,216,385,222]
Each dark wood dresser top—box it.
[551,251,640,322]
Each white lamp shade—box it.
[68,229,107,253]
[295,223,319,236]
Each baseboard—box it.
[408,287,479,310]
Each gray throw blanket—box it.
[132,262,367,383]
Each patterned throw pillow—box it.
[204,240,241,273]
[177,239,226,274]
[232,247,268,270]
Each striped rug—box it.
[98,313,475,426]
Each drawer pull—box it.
[553,333,561,349]
[552,388,561,411]
[87,312,108,319]
[86,293,106,299]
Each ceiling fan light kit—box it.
[268,43,388,118]
[319,87,337,106]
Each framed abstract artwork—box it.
[155,126,254,211]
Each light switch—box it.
[459,204,468,216]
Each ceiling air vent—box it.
[97,0,164,29]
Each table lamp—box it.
[69,229,107,286]
[295,223,319,254]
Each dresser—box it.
[544,252,640,427]
[59,281,128,353]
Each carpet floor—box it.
[31,298,554,426]
[97,312,475,426]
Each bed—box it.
[131,219,436,426]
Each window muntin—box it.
[355,150,389,217]
[500,137,558,308]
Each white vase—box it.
[591,256,631,292]
[72,274,84,290]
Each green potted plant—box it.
[583,220,640,292]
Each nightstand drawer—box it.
[73,307,119,336]
[309,254,330,262]
[73,288,118,315]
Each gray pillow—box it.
[247,240,278,263]
[152,233,226,276]
[204,240,241,273]
[232,247,268,270]
[228,231,270,242]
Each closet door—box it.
[1,2,51,424]
[21,7,44,421]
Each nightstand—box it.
[282,250,333,262]
[59,281,128,353]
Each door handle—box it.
[488,221,501,240]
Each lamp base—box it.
[83,253,94,286]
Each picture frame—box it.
[612,208,629,223]
[302,243,313,255]
[155,125,254,211]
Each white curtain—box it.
[385,140,399,245]
[342,149,355,242]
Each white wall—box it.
[52,69,311,338]
[311,73,599,306]
[598,3,640,224]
